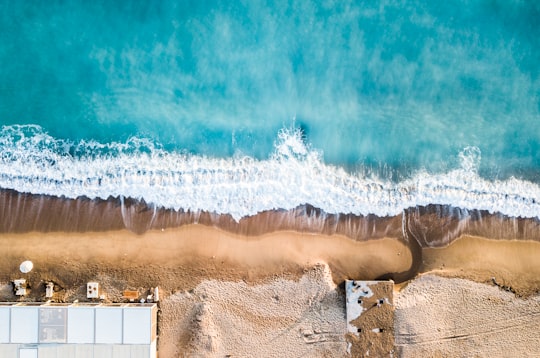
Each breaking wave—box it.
[0,124,539,221]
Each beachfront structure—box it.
[0,302,157,358]
[345,280,394,356]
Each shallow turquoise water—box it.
[0,1,539,218]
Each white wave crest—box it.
[0,125,539,221]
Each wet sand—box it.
[421,235,540,296]
[3,189,540,248]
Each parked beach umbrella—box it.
[19,260,33,273]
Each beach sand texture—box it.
[1,224,540,356]
[0,192,539,356]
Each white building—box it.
[0,302,157,358]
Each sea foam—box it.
[0,125,539,221]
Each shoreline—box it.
[1,188,539,244]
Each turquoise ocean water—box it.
[0,1,539,220]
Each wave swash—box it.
[0,124,539,221]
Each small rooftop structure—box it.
[0,302,157,358]
[12,280,27,296]
[345,280,395,356]
[45,282,54,298]
[86,282,99,299]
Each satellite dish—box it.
[20,260,33,273]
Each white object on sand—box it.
[19,260,33,273]
[87,282,99,298]
[13,279,27,295]
[45,282,54,298]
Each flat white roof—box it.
[0,302,157,346]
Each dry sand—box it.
[1,226,540,356]
[395,274,540,357]
[159,263,347,357]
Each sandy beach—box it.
[421,235,540,296]
[0,226,412,290]
[1,191,539,356]
[1,219,539,356]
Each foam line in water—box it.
[0,125,539,221]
